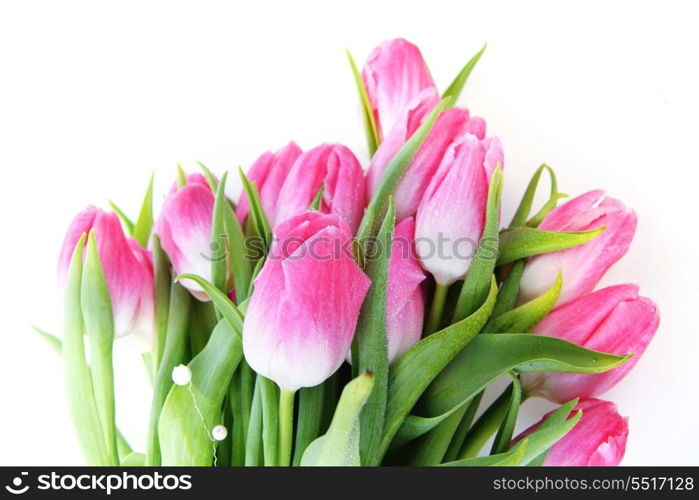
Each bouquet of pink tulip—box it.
[41,38,659,467]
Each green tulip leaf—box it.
[497,226,604,266]
[490,373,522,455]
[239,168,272,250]
[120,452,145,466]
[132,173,155,247]
[453,166,502,322]
[352,198,395,465]
[145,281,191,466]
[483,270,562,333]
[159,318,243,465]
[62,234,113,465]
[440,439,529,467]
[81,232,118,465]
[347,50,381,156]
[300,372,374,466]
[108,200,135,235]
[509,164,558,228]
[442,43,487,104]
[378,277,498,460]
[419,334,630,420]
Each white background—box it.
[1,0,697,465]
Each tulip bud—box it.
[514,398,629,466]
[521,284,659,403]
[362,38,437,139]
[415,134,504,285]
[367,106,486,220]
[386,217,426,362]
[518,190,637,307]
[274,144,365,232]
[58,206,154,340]
[155,174,220,300]
[236,141,302,223]
[243,212,371,390]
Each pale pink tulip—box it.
[362,38,436,140]
[243,212,370,390]
[415,134,503,285]
[274,144,365,232]
[518,190,637,307]
[386,217,426,362]
[521,284,659,403]
[515,399,629,466]
[367,106,486,220]
[237,141,302,223]
[58,206,154,340]
[155,174,220,300]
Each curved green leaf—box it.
[108,200,134,235]
[483,270,562,333]
[441,439,529,466]
[62,233,112,466]
[159,318,243,465]
[497,226,604,266]
[442,43,487,104]
[421,334,630,418]
[509,164,558,228]
[347,50,380,156]
[353,198,394,465]
[490,373,522,454]
[132,173,154,247]
[378,277,498,460]
[81,232,118,465]
[453,167,502,322]
[175,274,244,335]
[120,452,145,466]
[239,168,272,249]
[301,372,374,466]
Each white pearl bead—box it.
[212,425,228,441]
[171,364,192,386]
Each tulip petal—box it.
[362,38,436,139]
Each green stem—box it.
[425,284,449,335]
[457,384,523,459]
[278,389,296,467]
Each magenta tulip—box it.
[243,211,370,390]
[518,190,637,307]
[274,144,365,232]
[521,284,659,403]
[386,217,426,362]
[515,399,629,466]
[362,38,437,140]
[236,141,302,223]
[155,173,221,300]
[415,133,503,286]
[58,206,154,340]
[367,106,486,220]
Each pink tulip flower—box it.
[386,217,426,362]
[274,144,365,232]
[362,38,437,140]
[521,284,659,403]
[415,133,503,286]
[58,206,154,340]
[155,174,220,300]
[236,141,302,224]
[367,106,486,220]
[243,212,371,390]
[514,399,629,466]
[518,190,637,307]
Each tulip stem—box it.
[425,284,449,335]
[278,389,296,467]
